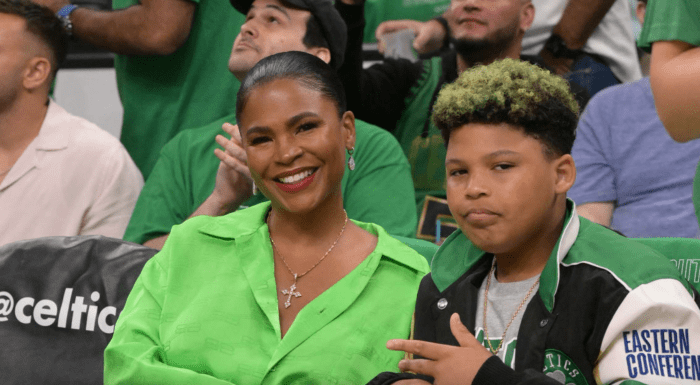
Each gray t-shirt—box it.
[474,265,540,368]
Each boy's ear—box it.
[553,154,576,194]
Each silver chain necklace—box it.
[268,210,348,308]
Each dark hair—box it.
[302,13,329,54]
[432,58,579,158]
[0,0,68,79]
[236,51,347,120]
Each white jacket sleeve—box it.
[595,278,700,384]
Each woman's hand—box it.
[210,122,254,213]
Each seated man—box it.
[570,0,700,238]
[375,0,642,97]
[0,0,143,246]
[369,59,700,385]
[123,0,417,249]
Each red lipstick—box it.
[274,171,316,193]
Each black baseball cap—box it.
[230,0,347,69]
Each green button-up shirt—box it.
[105,202,429,384]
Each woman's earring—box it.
[347,147,356,171]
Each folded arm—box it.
[539,0,616,74]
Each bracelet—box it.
[433,16,451,49]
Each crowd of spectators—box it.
[1,0,700,383]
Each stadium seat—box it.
[393,235,439,265]
[632,237,700,292]
[0,236,157,385]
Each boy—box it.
[369,59,700,385]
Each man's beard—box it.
[450,25,519,65]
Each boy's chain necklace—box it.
[482,258,540,355]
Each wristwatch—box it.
[543,34,583,59]
[57,4,79,37]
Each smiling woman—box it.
[104,51,430,385]
[236,51,351,217]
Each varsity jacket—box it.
[369,202,700,385]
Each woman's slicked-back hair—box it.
[236,51,347,120]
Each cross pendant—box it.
[281,282,302,308]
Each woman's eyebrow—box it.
[286,112,320,127]
[245,125,272,136]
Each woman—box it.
[104,51,430,384]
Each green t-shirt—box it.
[363,0,450,43]
[112,0,245,179]
[637,0,700,51]
[106,202,430,384]
[123,114,418,242]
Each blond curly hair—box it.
[432,58,579,157]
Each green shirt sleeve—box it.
[638,0,700,51]
[104,241,235,384]
[345,121,418,237]
[122,135,196,244]
[123,119,229,244]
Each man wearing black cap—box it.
[228,0,346,78]
[122,0,419,249]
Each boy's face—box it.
[445,123,574,256]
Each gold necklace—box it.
[482,258,540,355]
[268,210,348,308]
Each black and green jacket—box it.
[369,202,700,385]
